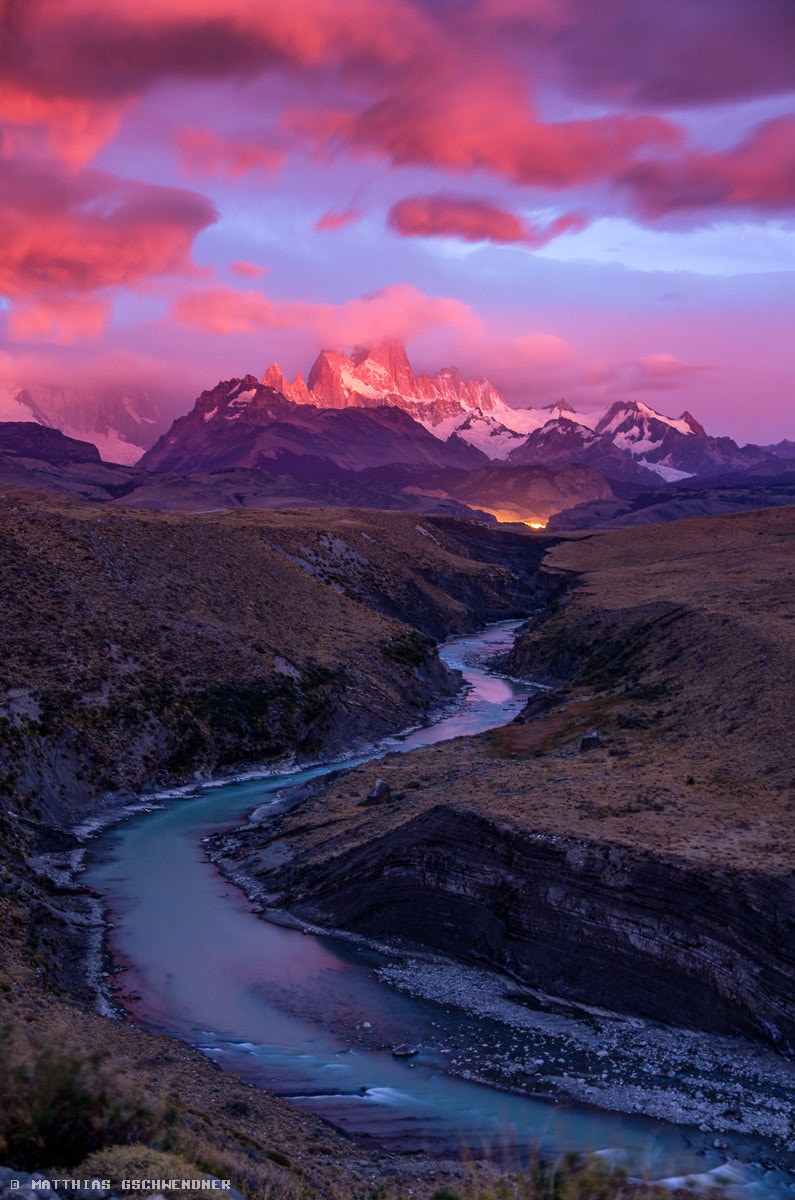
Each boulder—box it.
[362,779,391,805]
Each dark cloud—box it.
[473,0,795,107]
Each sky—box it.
[0,0,793,443]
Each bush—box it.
[78,1145,205,1194]
[0,1026,159,1170]
[380,632,432,669]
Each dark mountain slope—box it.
[139,377,488,475]
[0,421,101,464]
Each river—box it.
[84,622,791,1191]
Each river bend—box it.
[85,623,783,1190]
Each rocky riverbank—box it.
[209,505,795,1158]
[209,773,795,1161]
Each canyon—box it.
[210,506,795,1058]
[1,491,794,1191]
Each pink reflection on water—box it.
[472,673,514,705]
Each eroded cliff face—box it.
[235,803,795,1048]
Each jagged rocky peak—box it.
[263,362,310,404]
[537,415,598,440]
[446,410,527,460]
[595,398,698,439]
[259,341,506,425]
[350,342,420,397]
[261,362,288,392]
[190,374,288,427]
[304,342,422,408]
[305,348,357,405]
[680,410,707,436]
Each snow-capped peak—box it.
[596,399,698,440]
[251,343,724,475]
[437,410,526,460]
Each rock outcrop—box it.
[239,803,795,1048]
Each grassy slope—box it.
[0,491,546,825]
[241,504,794,875]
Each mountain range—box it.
[0,375,189,465]
[4,342,794,528]
[142,342,793,486]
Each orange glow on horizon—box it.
[478,507,548,529]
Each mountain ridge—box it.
[3,343,791,482]
[139,375,490,476]
[251,342,781,482]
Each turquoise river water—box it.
[85,622,793,1193]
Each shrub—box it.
[380,632,432,669]
[77,1145,204,1194]
[0,1026,159,1170]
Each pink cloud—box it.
[0,0,438,109]
[171,280,725,409]
[7,295,110,344]
[173,282,480,346]
[229,259,268,277]
[388,195,586,245]
[35,0,437,77]
[175,127,284,179]
[289,84,681,190]
[0,159,216,337]
[0,0,790,230]
[445,328,581,400]
[0,0,438,169]
[314,208,362,232]
[622,116,795,218]
[636,353,717,383]
[0,82,128,166]
[6,0,790,124]
[0,346,207,396]
[0,347,211,441]
[588,353,719,397]
[173,282,591,401]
